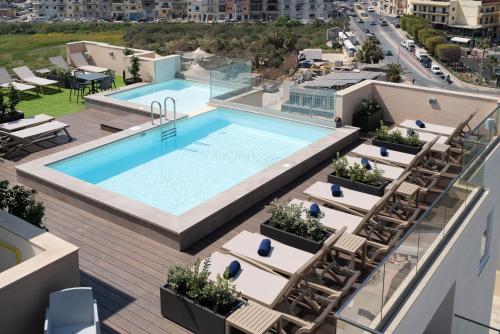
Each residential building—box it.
[380,0,406,16]
[0,0,17,17]
[407,0,500,39]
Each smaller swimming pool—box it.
[109,79,235,114]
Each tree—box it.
[425,36,447,55]
[409,22,431,41]
[483,55,498,82]
[435,44,461,63]
[418,28,444,46]
[386,63,407,82]
[477,38,491,82]
[357,38,384,64]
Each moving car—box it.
[379,18,387,26]
[385,49,393,56]
[431,64,443,74]
[394,20,400,28]
[367,6,374,12]
[356,17,363,23]
[370,20,377,25]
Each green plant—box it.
[376,121,389,141]
[123,47,135,56]
[128,55,141,81]
[345,163,384,186]
[357,38,384,64]
[331,152,349,177]
[0,90,7,118]
[376,122,421,147]
[266,199,327,242]
[0,180,47,230]
[166,257,239,315]
[390,128,405,144]
[435,44,461,63]
[386,63,407,82]
[357,97,381,116]
[425,36,447,55]
[7,84,20,114]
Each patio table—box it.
[75,72,108,94]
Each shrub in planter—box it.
[262,199,330,252]
[48,68,72,88]
[0,180,47,230]
[328,153,388,196]
[352,97,383,132]
[161,257,241,334]
[0,84,24,124]
[373,121,423,154]
[124,49,143,85]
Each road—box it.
[349,4,499,95]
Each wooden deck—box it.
[1,108,363,334]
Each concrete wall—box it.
[387,144,500,334]
[0,211,80,334]
[66,41,181,83]
[335,81,499,129]
[0,226,42,271]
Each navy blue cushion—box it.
[380,146,388,157]
[416,120,426,128]
[331,183,341,197]
[309,203,321,217]
[258,239,271,256]
[361,157,371,170]
[226,260,241,279]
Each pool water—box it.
[110,79,235,114]
[50,109,332,215]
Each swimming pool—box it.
[49,108,332,215]
[109,79,235,114]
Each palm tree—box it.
[477,38,491,82]
[357,38,384,64]
[386,63,407,82]
[483,55,498,83]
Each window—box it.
[479,210,493,273]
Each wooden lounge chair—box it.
[12,66,60,94]
[350,143,415,167]
[399,111,475,139]
[290,199,363,233]
[0,121,71,156]
[389,127,448,145]
[343,155,405,181]
[70,53,108,73]
[0,67,37,93]
[0,114,54,132]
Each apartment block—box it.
[380,0,407,16]
[407,0,500,38]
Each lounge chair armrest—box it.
[281,312,312,328]
[44,307,49,334]
[93,299,101,334]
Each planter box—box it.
[0,111,24,124]
[327,172,388,196]
[160,286,241,334]
[372,138,422,154]
[125,78,143,86]
[260,220,331,253]
[47,75,70,89]
[352,109,382,132]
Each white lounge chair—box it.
[344,155,405,181]
[12,66,60,94]
[0,120,71,156]
[351,143,415,167]
[399,111,476,139]
[44,287,101,334]
[0,114,54,132]
[70,53,108,73]
[289,198,363,233]
[0,67,37,93]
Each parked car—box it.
[394,20,400,28]
[365,28,370,33]
[298,60,314,68]
[385,49,393,56]
[367,6,374,11]
[379,18,387,26]
[370,20,377,25]
[431,64,443,74]
[356,17,363,23]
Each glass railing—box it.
[334,106,499,333]
[454,314,500,334]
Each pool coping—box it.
[16,109,359,250]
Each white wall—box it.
[388,144,500,334]
[154,55,181,82]
[0,227,42,272]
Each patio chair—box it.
[105,69,116,88]
[360,228,405,267]
[49,56,71,71]
[69,76,90,103]
[0,121,71,156]
[0,67,37,94]
[44,287,101,334]
[98,76,113,91]
[12,66,60,94]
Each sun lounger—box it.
[351,143,415,167]
[389,127,448,145]
[49,56,71,71]
[12,66,60,94]
[304,181,381,213]
[0,121,71,156]
[399,119,455,136]
[0,67,37,93]
[70,53,108,73]
[290,199,363,233]
[0,114,54,132]
[344,155,404,181]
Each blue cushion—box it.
[416,120,426,128]
[331,183,341,197]
[380,146,388,157]
[226,260,241,279]
[258,239,271,256]
[309,203,321,217]
[361,157,371,170]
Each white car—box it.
[367,6,374,12]
[431,65,443,75]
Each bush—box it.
[0,180,46,230]
[357,38,384,64]
[435,44,461,63]
[401,15,430,37]
[357,97,381,116]
[418,28,444,46]
[331,153,384,186]
[376,121,422,147]
[425,36,447,55]
[166,257,239,315]
[266,199,328,242]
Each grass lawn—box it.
[15,75,125,118]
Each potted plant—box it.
[47,68,72,89]
[352,97,383,132]
[0,84,24,124]
[327,153,389,196]
[260,199,331,253]
[124,49,142,85]
[160,257,242,334]
[372,121,423,154]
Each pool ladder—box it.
[151,97,177,141]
